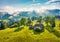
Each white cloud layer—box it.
[46,0,60,4]
[0,0,60,14]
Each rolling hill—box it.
[0,19,60,42]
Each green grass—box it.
[0,20,60,42]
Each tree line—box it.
[0,16,57,30]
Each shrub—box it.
[10,24,18,28]
[33,27,44,34]
[0,21,5,30]
[49,16,55,28]
[44,16,50,25]
[37,16,42,23]
[52,30,60,37]
[14,26,24,32]
[29,25,34,30]
[20,17,27,26]
[51,22,55,27]
[27,19,32,26]
[45,26,54,33]
[34,27,41,32]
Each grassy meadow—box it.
[0,19,60,42]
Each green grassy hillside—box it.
[0,19,60,42]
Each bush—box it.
[29,25,34,30]
[14,26,24,32]
[0,23,5,30]
[20,17,27,26]
[44,16,50,25]
[0,21,5,30]
[33,27,44,34]
[45,26,54,33]
[34,27,41,32]
[10,24,18,28]
[27,19,32,26]
[51,22,55,27]
[52,30,60,37]
[49,16,55,28]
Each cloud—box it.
[46,0,60,4]
[0,5,60,14]
[35,3,60,14]
[44,0,60,11]
[9,16,13,19]
[0,4,40,14]
[0,1,60,15]
[0,6,23,14]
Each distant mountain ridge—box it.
[0,12,12,20]
[46,9,60,16]
[0,9,60,20]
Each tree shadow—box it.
[33,29,44,35]
[52,30,60,37]
[45,26,60,38]
[14,26,24,32]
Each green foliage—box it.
[3,20,10,28]
[49,17,55,27]
[34,27,42,32]
[0,16,60,42]
[52,30,60,37]
[0,20,5,30]
[33,27,44,34]
[27,19,32,26]
[20,17,27,26]
[14,26,24,32]
[37,16,42,23]
[10,24,18,28]
[34,27,40,32]
[0,19,60,42]
[45,25,60,37]
[29,25,34,30]
[44,16,50,25]
[31,16,37,21]
[45,26,54,32]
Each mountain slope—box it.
[0,20,60,42]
